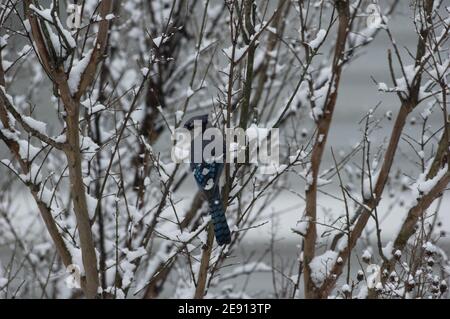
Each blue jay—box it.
[184,114,231,246]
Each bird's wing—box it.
[192,161,223,193]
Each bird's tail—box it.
[209,189,231,246]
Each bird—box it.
[184,114,231,246]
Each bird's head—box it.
[183,114,209,132]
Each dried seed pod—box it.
[439,281,448,294]
[362,250,372,264]
[406,282,415,292]
[375,283,383,293]
[432,276,440,287]
[357,270,364,282]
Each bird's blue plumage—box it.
[191,162,223,191]
[208,188,231,246]
[186,115,231,246]
[191,161,231,246]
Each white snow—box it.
[423,241,436,255]
[318,134,325,143]
[17,139,40,160]
[357,285,368,299]
[159,161,176,183]
[29,4,76,50]
[47,23,63,52]
[0,278,8,287]
[18,44,32,56]
[120,259,136,288]
[81,98,106,114]
[362,249,372,261]
[428,59,449,80]
[204,178,214,190]
[22,116,47,134]
[175,110,184,122]
[19,163,42,184]
[378,82,388,91]
[310,82,330,120]
[395,64,418,92]
[54,13,76,48]
[289,149,307,164]
[153,36,163,47]
[341,284,351,293]
[382,241,394,259]
[85,192,97,220]
[366,264,381,289]
[292,81,309,109]
[185,87,195,98]
[65,244,84,275]
[221,262,271,281]
[79,135,99,155]
[1,60,12,70]
[223,45,248,62]
[291,216,310,236]
[307,29,326,50]
[29,5,52,21]
[54,134,66,143]
[68,50,93,95]
[421,106,432,119]
[309,250,338,287]
[0,35,8,48]
[123,247,147,262]
[90,104,106,114]
[363,169,380,200]
[409,163,448,207]
[38,186,54,208]
[140,67,149,76]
